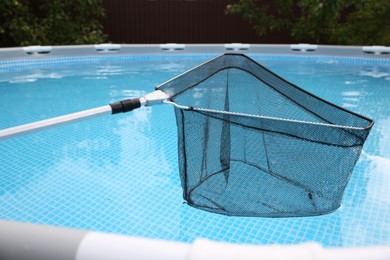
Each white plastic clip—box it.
[160,43,186,51]
[23,46,52,55]
[362,46,390,55]
[290,43,318,52]
[94,43,121,53]
[224,43,250,51]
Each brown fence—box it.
[102,0,292,44]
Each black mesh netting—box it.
[157,53,373,217]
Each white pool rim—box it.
[0,220,389,260]
[1,43,390,60]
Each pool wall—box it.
[0,43,389,61]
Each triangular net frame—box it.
[157,53,373,217]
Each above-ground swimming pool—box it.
[0,45,389,248]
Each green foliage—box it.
[226,0,294,37]
[0,0,106,47]
[226,0,390,45]
[334,0,390,45]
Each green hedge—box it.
[226,0,390,45]
[0,0,106,47]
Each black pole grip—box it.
[109,98,141,114]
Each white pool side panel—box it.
[0,221,389,260]
[76,232,190,260]
[190,239,390,260]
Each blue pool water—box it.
[0,54,389,247]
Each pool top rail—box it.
[1,44,390,61]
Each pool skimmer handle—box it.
[0,90,170,141]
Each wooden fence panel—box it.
[102,0,290,44]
